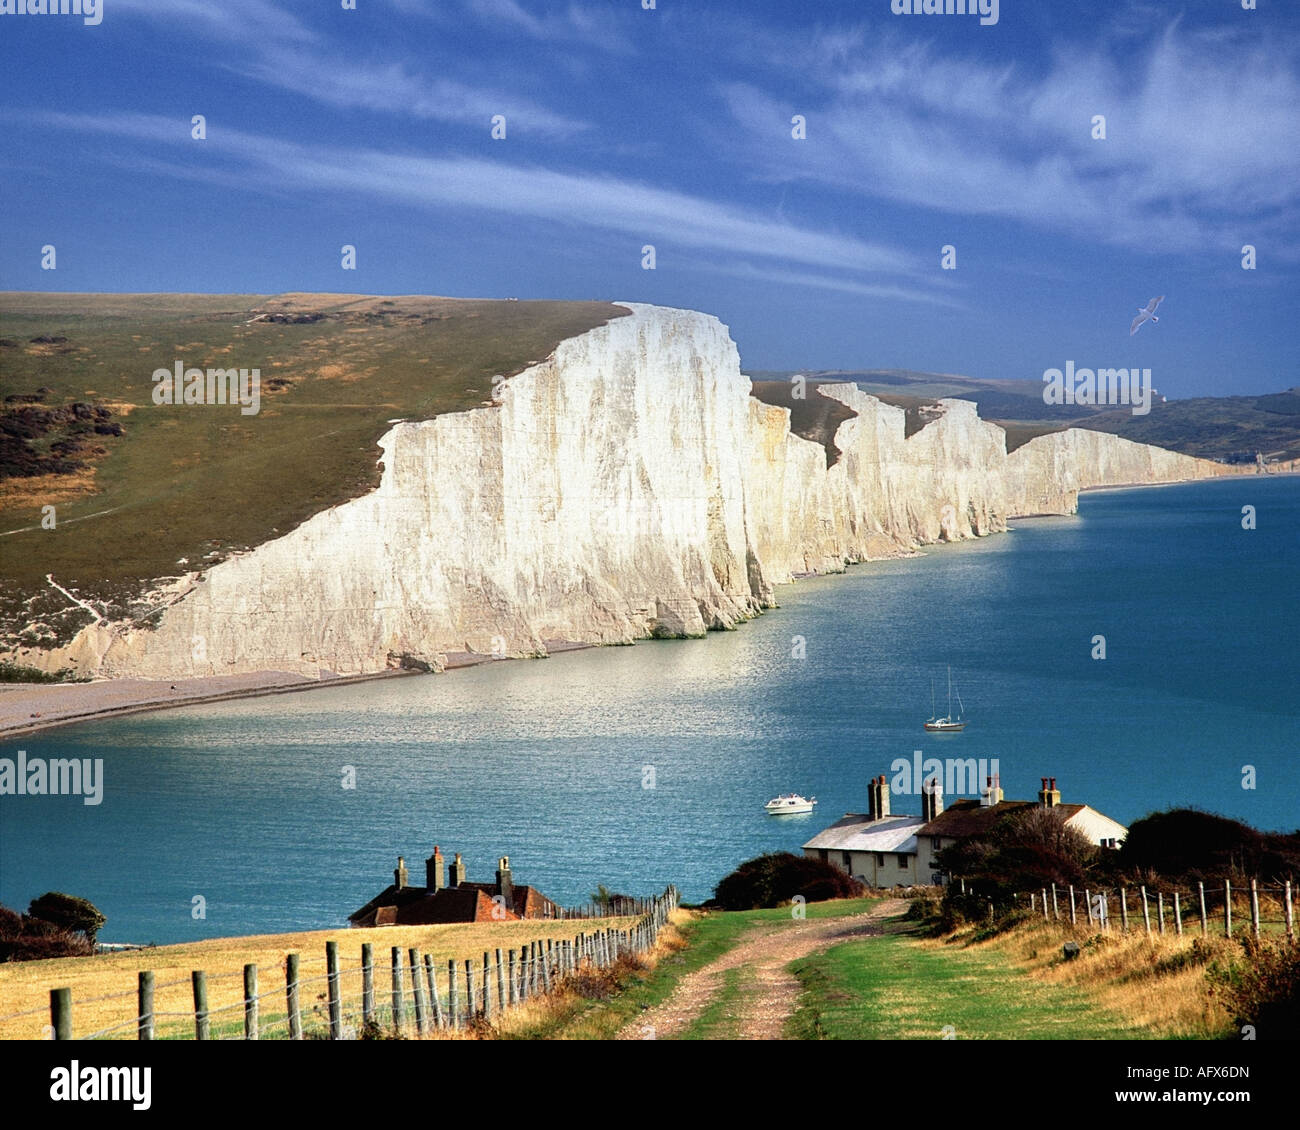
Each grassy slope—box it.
[506,898,1238,1041]
[0,293,626,644]
[501,898,882,1041]
[0,915,637,1041]
[788,929,1137,1040]
[789,912,1239,1041]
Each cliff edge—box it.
[13,303,1231,679]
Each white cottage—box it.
[804,773,1127,888]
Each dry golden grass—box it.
[486,910,692,1041]
[925,916,1238,1039]
[0,469,98,512]
[0,916,636,1041]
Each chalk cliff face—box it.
[31,304,1229,679]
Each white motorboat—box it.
[764,793,817,815]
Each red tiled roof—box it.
[349,879,557,927]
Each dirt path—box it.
[617,899,907,1041]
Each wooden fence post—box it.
[50,987,71,1041]
[1286,880,1294,941]
[1225,880,1232,938]
[138,971,154,1041]
[465,960,476,1022]
[244,963,259,1041]
[192,971,209,1040]
[1084,889,1092,925]
[361,943,374,1026]
[409,949,427,1036]
[1051,883,1059,921]
[1198,882,1208,936]
[540,939,552,993]
[1174,892,1183,936]
[481,952,492,1022]
[391,947,406,1033]
[1068,885,1076,925]
[326,941,341,1040]
[1250,880,1261,940]
[424,954,445,1029]
[1140,886,1151,935]
[1157,892,1165,935]
[1120,887,1129,932]
[448,960,461,1029]
[508,949,518,1006]
[495,948,507,1014]
[286,952,302,1040]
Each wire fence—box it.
[39,885,679,1041]
[1004,878,1296,941]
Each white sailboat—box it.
[924,666,967,732]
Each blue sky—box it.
[1,0,1297,397]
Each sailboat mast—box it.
[947,665,953,718]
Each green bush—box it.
[712,853,865,910]
[1206,937,1300,1040]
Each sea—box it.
[1,475,1296,944]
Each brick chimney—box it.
[921,775,944,821]
[394,855,408,891]
[425,845,445,892]
[496,856,513,908]
[868,774,891,821]
[980,774,1004,807]
[449,852,467,888]
[1038,776,1061,808]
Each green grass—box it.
[786,928,1143,1040]
[506,898,882,1040]
[0,292,626,646]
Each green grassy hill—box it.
[0,293,626,647]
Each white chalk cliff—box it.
[39,304,1230,679]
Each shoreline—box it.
[0,639,600,741]
[4,473,1289,743]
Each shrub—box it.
[1205,937,1300,1039]
[0,896,105,961]
[28,892,106,944]
[712,852,865,911]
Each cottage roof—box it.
[917,799,1085,839]
[802,814,925,854]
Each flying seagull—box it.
[1129,295,1164,336]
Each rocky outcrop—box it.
[18,303,1231,679]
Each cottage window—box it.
[897,853,908,867]
[841,852,852,870]
[818,850,828,863]
[932,836,942,851]
[875,852,885,867]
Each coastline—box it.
[0,639,599,741]
[4,472,1286,743]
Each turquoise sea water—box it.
[1,476,1296,943]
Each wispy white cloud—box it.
[392,0,636,54]
[27,111,931,286]
[693,260,965,310]
[242,46,590,136]
[106,0,591,136]
[720,24,1300,255]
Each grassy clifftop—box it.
[0,293,626,646]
